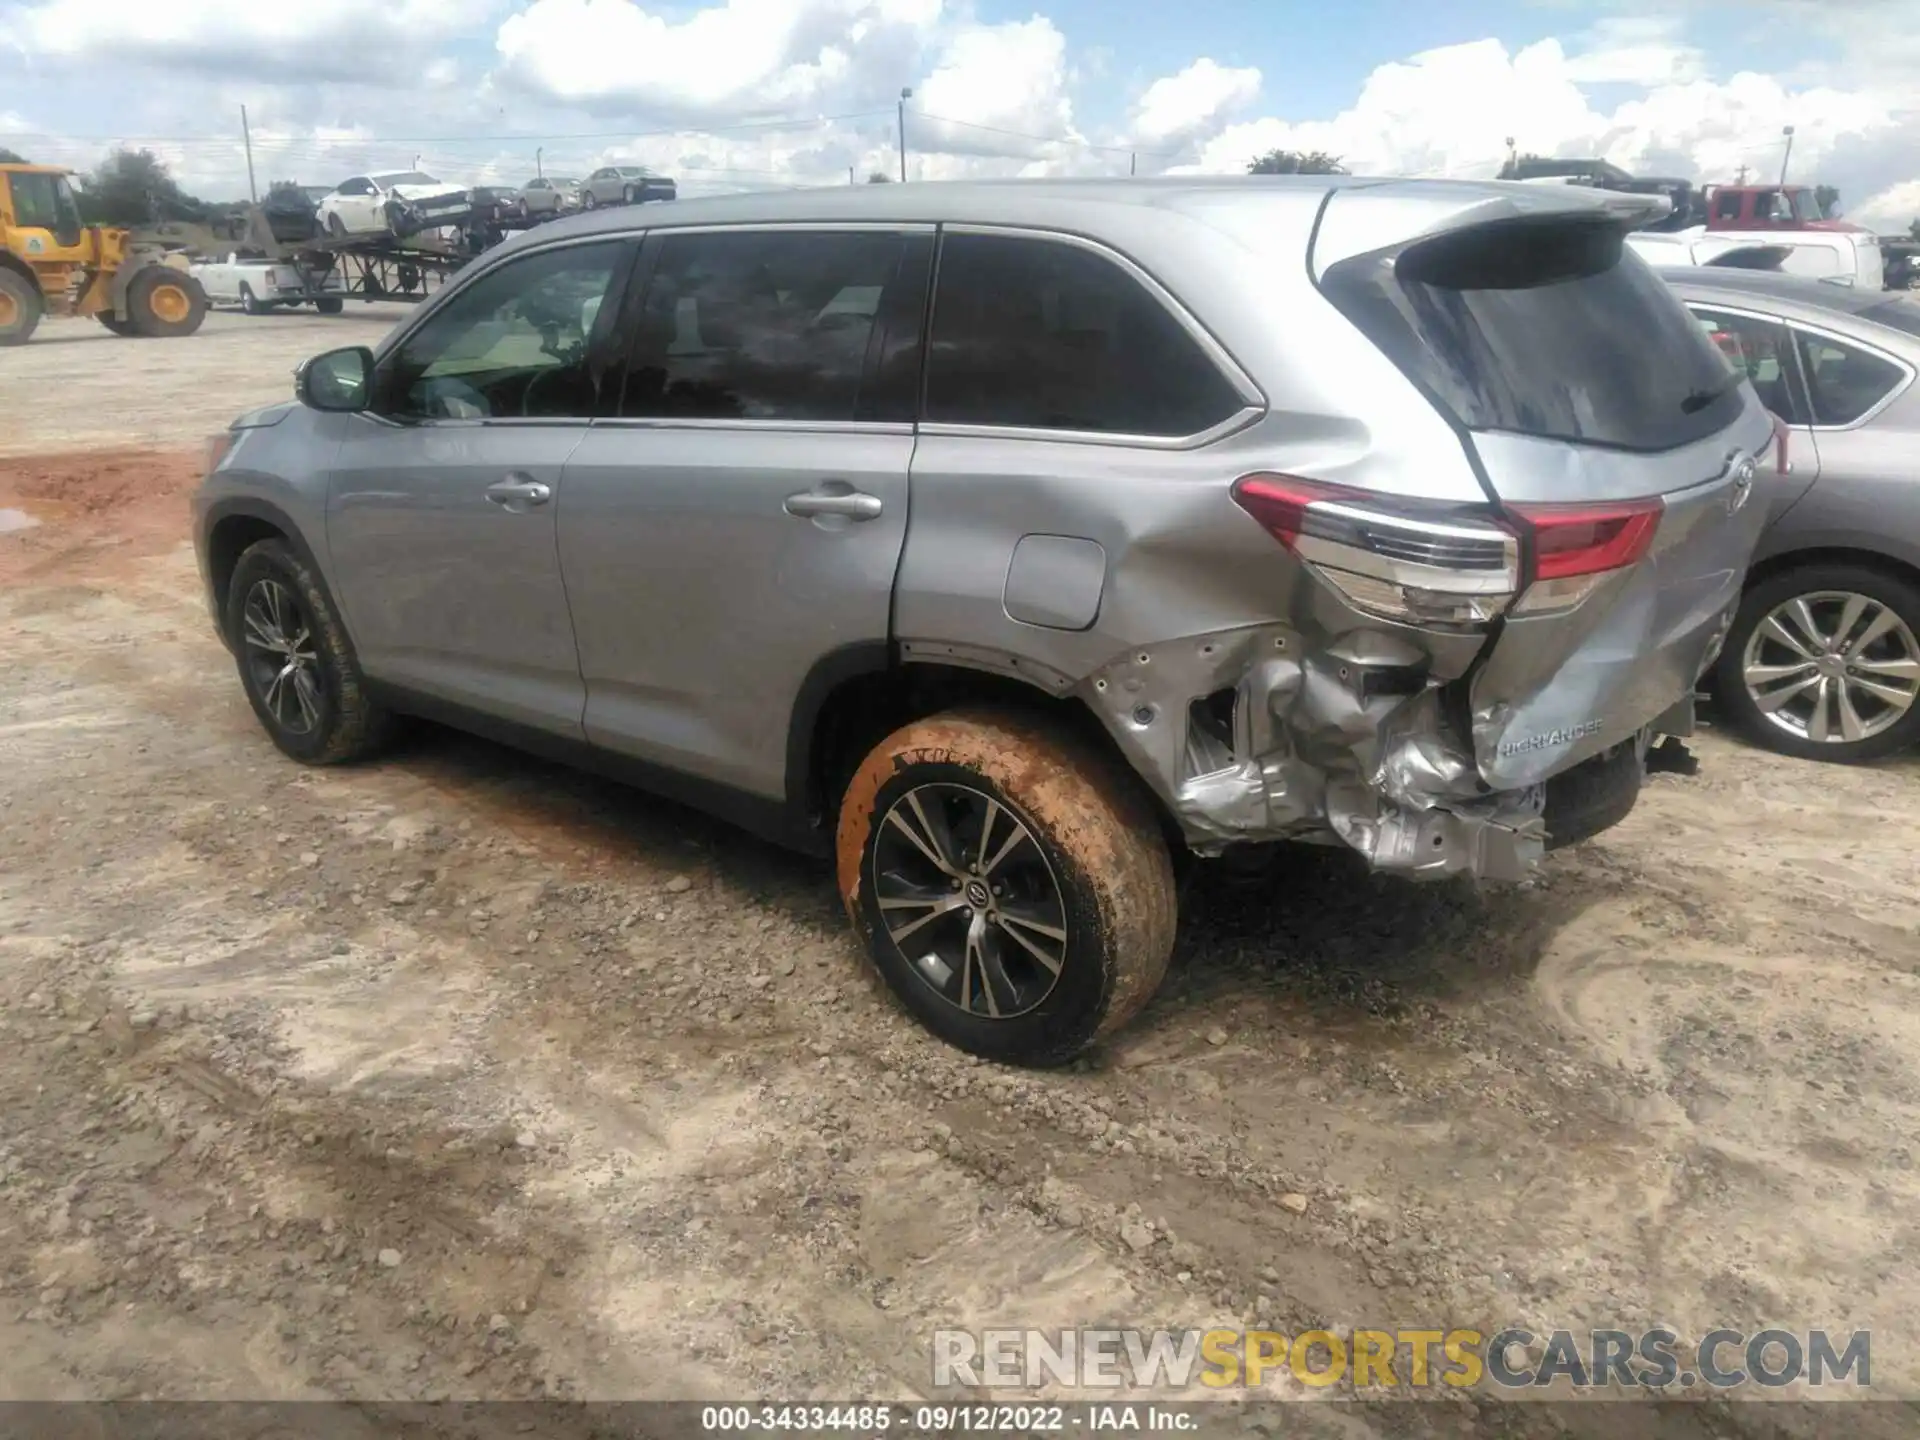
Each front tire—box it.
[314,297,344,315]
[224,539,392,766]
[581,189,599,210]
[836,709,1177,1066]
[125,267,208,338]
[0,268,43,346]
[326,212,347,239]
[1714,563,1920,762]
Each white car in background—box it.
[315,171,473,239]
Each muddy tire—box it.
[224,539,392,766]
[836,709,1177,1066]
[0,268,42,346]
[1714,563,1920,763]
[96,314,136,336]
[125,266,208,338]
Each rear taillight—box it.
[1231,474,1520,629]
[1232,474,1665,628]
[1505,498,1663,615]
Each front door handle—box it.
[784,489,882,521]
[486,477,552,509]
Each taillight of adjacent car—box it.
[1230,473,1663,629]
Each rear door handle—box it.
[784,489,882,521]
[486,477,552,508]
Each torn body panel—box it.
[1078,623,1545,882]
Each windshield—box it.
[1790,190,1821,222]
[375,172,440,187]
[9,171,84,235]
[1322,215,1746,452]
[617,166,651,177]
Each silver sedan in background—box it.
[1663,271,1920,761]
[521,177,581,215]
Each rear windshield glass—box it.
[1321,217,1746,451]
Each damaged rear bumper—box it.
[1080,621,1670,884]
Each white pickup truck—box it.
[189,253,347,315]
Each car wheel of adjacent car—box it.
[224,539,392,766]
[326,212,347,239]
[239,283,263,316]
[581,189,598,210]
[621,185,637,205]
[314,297,344,315]
[1715,563,1920,762]
[836,709,1177,1067]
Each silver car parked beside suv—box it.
[1662,270,1920,761]
[193,177,1775,1064]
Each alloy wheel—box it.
[242,578,324,736]
[1742,589,1920,745]
[871,783,1069,1020]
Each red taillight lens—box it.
[1509,500,1663,580]
[1231,473,1520,629]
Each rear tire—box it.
[1714,563,1920,762]
[239,283,263,316]
[314,297,344,315]
[125,267,208,338]
[836,709,1177,1066]
[0,269,42,346]
[225,539,392,766]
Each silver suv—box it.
[193,177,1776,1064]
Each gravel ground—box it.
[2,321,1918,1434]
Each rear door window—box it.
[621,228,931,423]
[1321,216,1745,451]
[1684,306,1808,424]
[923,232,1247,438]
[1793,330,1907,426]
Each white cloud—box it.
[494,0,940,121]
[0,0,484,81]
[1132,58,1260,147]
[1169,33,1919,230]
[910,16,1077,160]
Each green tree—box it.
[76,148,210,226]
[1814,184,1841,218]
[1248,149,1346,176]
[1910,218,1920,242]
[0,146,28,164]
[867,171,893,183]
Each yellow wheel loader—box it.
[0,163,210,346]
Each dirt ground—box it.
[2,314,1919,1434]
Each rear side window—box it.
[1322,217,1745,451]
[622,229,928,423]
[1685,306,1807,425]
[924,232,1247,437]
[1793,330,1906,426]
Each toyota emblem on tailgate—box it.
[1726,454,1756,515]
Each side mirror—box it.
[296,345,374,412]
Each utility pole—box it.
[1779,125,1796,186]
[536,147,543,178]
[1504,135,1516,176]
[1129,152,1136,176]
[898,87,913,183]
[1735,163,1749,186]
[848,166,855,185]
[240,105,258,203]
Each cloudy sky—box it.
[1,0,1916,229]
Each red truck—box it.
[1700,184,1871,233]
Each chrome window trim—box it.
[1680,298,1916,432]
[917,408,1263,452]
[589,417,915,437]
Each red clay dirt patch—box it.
[0,447,202,585]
